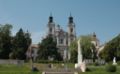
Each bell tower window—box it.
[59,38,63,44]
[50,28,52,33]
[70,28,73,33]
[71,38,73,42]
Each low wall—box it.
[0,59,24,65]
[84,59,105,65]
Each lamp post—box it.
[26,47,34,70]
[64,48,68,71]
[30,49,34,70]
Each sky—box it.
[0,0,120,44]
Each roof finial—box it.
[69,12,73,23]
[49,12,53,23]
[93,32,96,37]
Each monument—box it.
[113,57,117,65]
[75,38,86,72]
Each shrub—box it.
[36,60,64,63]
[32,67,39,72]
[86,67,91,72]
[106,64,117,72]
[94,62,100,66]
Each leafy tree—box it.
[100,34,120,62]
[0,24,12,59]
[69,40,78,63]
[69,35,97,62]
[11,28,31,60]
[37,36,62,61]
[80,35,96,61]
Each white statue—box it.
[113,57,117,65]
[75,38,86,72]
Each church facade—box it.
[27,15,104,61]
[46,15,76,60]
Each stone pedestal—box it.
[75,61,86,72]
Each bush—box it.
[94,62,100,66]
[32,67,39,72]
[36,60,64,63]
[86,67,91,72]
[106,64,117,72]
[117,61,120,65]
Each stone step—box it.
[42,72,75,74]
[40,68,76,72]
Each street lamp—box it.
[26,46,34,70]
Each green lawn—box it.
[79,65,120,74]
[0,64,41,74]
[0,63,120,74]
[33,63,120,74]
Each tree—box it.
[69,35,96,62]
[0,24,12,59]
[69,40,78,63]
[37,36,62,61]
[100,34,120,62]
[11,28,31,60]
[80,35,96,61]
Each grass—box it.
[33,63,120,74]
[0,64,41,74]
[0,63,120,74]
[79,65,120,74]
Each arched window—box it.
[49,28,52,32]
[70,28,73,33]
[59,38,63,44]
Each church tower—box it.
[47,14,55,36]
[67,14,76,46]
[91,32,100,49]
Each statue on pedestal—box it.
[113,57,117,65]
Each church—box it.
[27,14,103,61]
[46,14,76,60]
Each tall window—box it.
[66,40,68,45]
[71,38,73,42]
[59,38,63,44]
[70,28,73,33]
[49,28,52,32]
